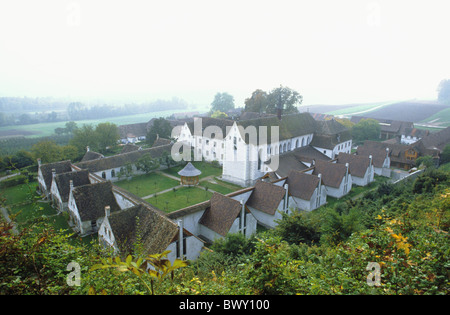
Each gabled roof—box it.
[198,192,243,237]
[75,144,172,172]
[152,137,172,148]
[178,162,202,177]
[336,152,371,178]
[356,141,389,168]
[120,143,141,154]
[71,181,121,222]
[39,160,73,190]
[246,180,285,215]
[187,113,318,144]
[81,150,104,162]
[118,122,148,139]
[419,126,450,152]
[287,170,320,201]
[270,154,308,177]
[107,203,178,255]
[54,169,91,202]
[312,160,348,188]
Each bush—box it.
[0,174,27,189]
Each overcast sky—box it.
[1,0,449,108]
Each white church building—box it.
[174,113,352,186]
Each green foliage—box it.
[274,210,321,245]
[0,218,89,294]
[0,175,27,189]
[88,251,187,295]
[440,144,450,165]
[210,92,235,113]
[352,118,381,143]
[135,153,160,174]
[146,117,173,146]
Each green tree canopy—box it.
[70,124,99,154]
[211,92,235,113]
[136,153,160,174]
[266,85,302,115]
[31,140,63,163]
[95,122,119,152]
[351,118,381,143]
[243,86,302,115]
[244,89,269,114]
[146,118,173,146]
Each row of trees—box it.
[210,85,303,116]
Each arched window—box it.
[302,137,306,147]
[283,143,287,152]
[288,142,291,151]
[279,144,283,154]
[102,172,106,179]
[295,139,299,148]
[111,169,115,177]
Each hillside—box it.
[354,100,449,123]
[1,167,448,295]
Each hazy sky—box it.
[1,0,449,107]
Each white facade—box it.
[324,173,352,199]
[313,139,352,159]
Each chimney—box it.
[37,158,41,167]
[86,146,90,152]
[369,155,373,167]
[69,180,74,192]
[105,205,110,217]
[240,200,245,234]
[52,168,56,180]
[284,183,289,211]
[177,219,184,259]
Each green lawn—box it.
[114,172,179,197]
[201,178,243,195]
[146,186,213,213]
[162,161,222,179]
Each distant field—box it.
[0,109,189,139]
[419,107,450,127]
[324,101,395,116]
[353,101,448,123]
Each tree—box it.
[211,92,235,113]
[440,144,450,165]
[65,121,78,134]
[31,140,62,163]
[69,124,99,154]
[244,89,269,114]
[95,122,119,152]
[146,118,172,146]
[351,118,380,143]
[266,85,301,115]
[437,79,450,105]
[136,153,160,174]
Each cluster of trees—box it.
[69,122,119,155]
[244,86,302,115]
[0,122,120,172]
